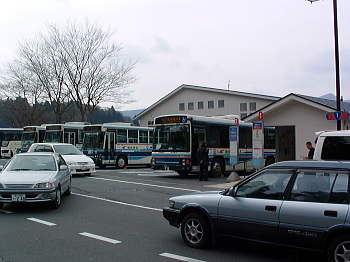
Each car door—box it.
[279,170,349,250]
[218,169,294,242]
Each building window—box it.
[208,100,214,109]
[218,100,224,108]
[179,103,185,111]
[240,103,247,111]
[198,101,204,110]
[240,113,247,119]
[250,102,256,111]
[147,120,154,126]
[188,102,194,110]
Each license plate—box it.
[81,168,89,171]
[11,194,26,202]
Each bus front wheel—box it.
[116,156,127,169]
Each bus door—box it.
[105,132,116,164]
[192,127,206,165]
[64,132,75,145]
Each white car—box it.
[28,143,96,176]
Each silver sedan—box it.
[0,152,71,209]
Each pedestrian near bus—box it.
[306,141,315,160]
[197,142,209,181]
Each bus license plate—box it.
[12,194,26,202]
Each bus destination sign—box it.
[155,116,188,125]
[24,127,37,132]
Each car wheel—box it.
[181,212,210,249]
[52,187,62,209]
[65,180,71,196]
[0,202,3,209]
[328,235,350,262]
[116,156,127,169]
[85,173,91,177]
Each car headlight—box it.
[169,200,175,208]
[34,182,55,189]
[66,162,76,166]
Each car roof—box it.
[319,130,350,137]
[269,160,350,170]
[31,143,73,146]
[16,152,58,157]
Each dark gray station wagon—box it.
[163,161,350,262]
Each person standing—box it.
[197,142,209,181]
[306,141,315,160]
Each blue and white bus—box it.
[0,128,23,158]
[151,114,276,176]
[44,122,88,149]
[82,123,153,168]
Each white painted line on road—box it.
[79,232,121,244]
[72,192,162,212]
[159,253,206,262]
[89,177,201,193]
[0,209,13,214]
[26,217,56,226]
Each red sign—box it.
[234,118,239,125]
[258,112,263,121]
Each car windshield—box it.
[44,131,62,143]
[6,155,57,171]
[153,125,190,152]
[53,145,83,155]
[83,132,104,149]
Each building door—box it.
[276,126,295,161]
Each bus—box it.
[82,123,153,168]
[44,122,88,149]
[151,114,276,176]
[0,128,23,158]
[21,126,46,152]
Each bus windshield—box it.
[153,125,190,152]
[83,132,104,149]
[45,131,62,143]
[1,133,21,147]
[22,132,37,147]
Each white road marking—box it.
[27,217,56,226]
[72,192,162,212]
[79,232,121,244]
[159,253,206,262]
[88,177,200,193]
[0,209,13,214]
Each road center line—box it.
[79,232,121,244]
[72,192,162,212]
[159,253,206,262]
[88,177,201,192]
[27,217,56,226]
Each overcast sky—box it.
[1,0,349,110]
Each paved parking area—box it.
[0,167,324,262]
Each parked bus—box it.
[82,123,153,168]
[44,122,88,149]
[21,126,46,152]
[151,114,276,176]
[0,128,23,158]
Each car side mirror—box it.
[60,165,68,171]
[229,186,238,197]
[0,165,3,172]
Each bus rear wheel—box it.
[116,156,127,169]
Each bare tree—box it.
[49,22,135,121]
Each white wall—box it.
[138,88,275,126]
[261,100,336,160]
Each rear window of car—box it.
[321,136,350,160]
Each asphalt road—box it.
[0,167,324,262]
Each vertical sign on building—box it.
[229,118,239,166]
[252,121,264,168]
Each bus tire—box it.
[116,156,127,169]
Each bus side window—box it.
[117,129,127,143]
[128,130,138,144]
[139,131,148,144]
[149,131,153,144]
[239,126,252,149]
